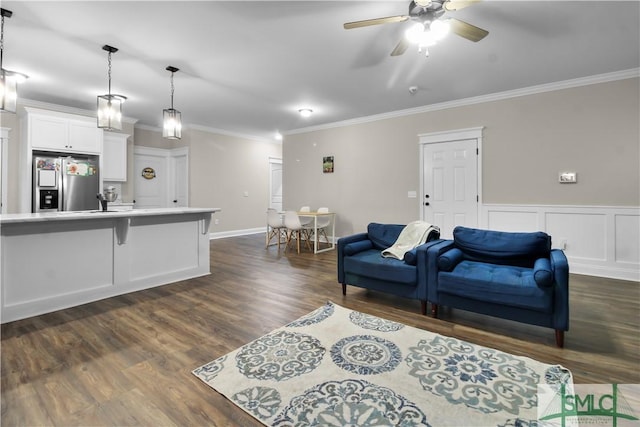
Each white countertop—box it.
[0,207,221,224]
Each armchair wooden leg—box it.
[420,300,426,315]
[555,330,565,348]
[342,283,346,295]
[431,303,438,318]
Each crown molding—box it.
[19,98,138,124]
[187,123,275,143]
[285,68,640,136]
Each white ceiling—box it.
[3,1,639,141]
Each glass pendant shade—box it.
[162,66,182,140]
[97,45,126,130]
[97,94,126,130]
[163,108,182,139]
[1,8,27,113]
[0,69,18,112]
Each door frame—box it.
[418,127,484,229]
[134,145,189,208]
[268,156,282,211]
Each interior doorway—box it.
[269,157,282,212]
[419,127,483,239]
[134,146,189,209]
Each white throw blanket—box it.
[381,221,438,260]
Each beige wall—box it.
[283,78,640,236]
[134,126,282,233]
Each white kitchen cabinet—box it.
[29,114,68,151]
[68,120,103,153]
[26,107,102,154]
[102,132,129,181]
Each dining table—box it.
[296,211,337,254]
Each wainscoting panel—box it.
[481,204,639,281]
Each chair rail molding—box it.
[481,203,640,281]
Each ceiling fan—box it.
[344,0,489,56]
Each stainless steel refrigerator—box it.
[33,152,100,212]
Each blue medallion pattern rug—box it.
[193,302,572,426]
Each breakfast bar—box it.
[0,207,220,323]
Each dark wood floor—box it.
[2,234,639,426]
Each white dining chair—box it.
[314,207,332,245]
[284,211,311,254]
[298,206,314,228]
[266,209,286,249]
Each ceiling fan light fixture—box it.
[163,66,182,140]
[431,19,451,40]
[405,22,425,44]
[97,45,127,130]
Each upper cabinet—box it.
[102,132,129,182]
[25,107,102,154]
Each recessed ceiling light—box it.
[298,108,313,118]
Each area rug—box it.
[193,302,572,426]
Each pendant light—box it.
[0,8,28,113]
[97,45,127,130]
[163,66,182,140]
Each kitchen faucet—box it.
[96,193,108,211]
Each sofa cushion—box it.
[438,261,553,312]
[367,223,405,251]
[533,258,554,287]
[438,248,464,271]
[343,248,417,285]
[344,240,373,256]
[453,226,551,267]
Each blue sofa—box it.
[427,226,569,347]
[337,223,441,314]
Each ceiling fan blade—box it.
[443,0,481,11]
[344,15,409,30]
[449,18,489,42]
[390,38,410,56]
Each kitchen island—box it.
[0,207,220,323]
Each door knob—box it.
[173,200,177,203]
[424,202,430,206]
[425,194,430,198]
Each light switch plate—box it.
[407,191,417,198]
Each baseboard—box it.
[209,227,264,240]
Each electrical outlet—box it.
[560,238,567,250]
[214,218,220,225]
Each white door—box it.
[134,149,169,209]
[422,139,478,239]
[171,150,188,207]
[269,158,283,211]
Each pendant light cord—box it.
[107,51,112,96]
[1,14,5,69]
[170,71,175,109]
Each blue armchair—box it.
[338,223,441,314]
[426,226,569,347]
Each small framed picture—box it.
[323,156,334,173]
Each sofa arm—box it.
[337,232,369,283]
[550,249,570,331]
[425,240,456,303]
